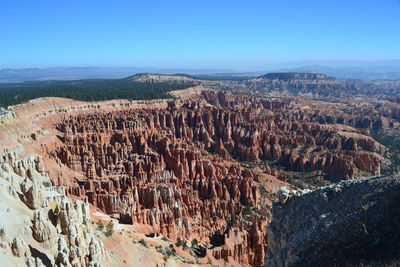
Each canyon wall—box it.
[41,91,384,266]
[0,76,398,267]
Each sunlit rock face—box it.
[44,91,382,266]
[0,152,106,267]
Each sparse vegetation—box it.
[156,244,178,259]
[259,185,268,196]
[371,130,400,175]
[138,239,148,248]
[105,220,114,237]
[96,221,104,231]
[167,244,177,257]
[175,237,183,247]
[226,215,237,231]
[175,237,188,250]
[242,202,253,217]
[182,240,188,250]
[191,238,199,248]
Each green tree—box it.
[105,220,114,237]
[96,221,104,231]
[138,239,148,248]
[175,237,183,247]
[191,238,198,248]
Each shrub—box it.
[167,246,176,257]
[242,203,253,217]
[105,220,114,237]
[138,239,148,248]
[226,215,237,231]
[96,221,104,231]
[191,238,198,248]
[175,237,182,247]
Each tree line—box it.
[0,78,192,108]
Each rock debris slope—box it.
[266,174,400,267]
[0,151,106,267]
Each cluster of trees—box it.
[0,78,192,108]
[96,220,114,237]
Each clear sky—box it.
[1,0,400,69]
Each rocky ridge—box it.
[0,151,106,266]
[266,174,400,266]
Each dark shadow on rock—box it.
[29,245,52,267]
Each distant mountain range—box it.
[258,72,334,81]
[0,67,235,83]
[1,60,400,82]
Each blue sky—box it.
[1,0,399,69]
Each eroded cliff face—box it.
[49,97,280,266]
[34,91,384,266]
[0,151,106,267]
[266,175,400,267]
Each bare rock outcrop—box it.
[0,107,16,124]
[11,236,30,257]
[31,209,58,242]
[20,178,45,210]
[0,152,107,266]
[266,175,400,267]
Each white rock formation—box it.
[0,107,16,124]
[0,151,107,266]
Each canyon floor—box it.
[0,74,400,267]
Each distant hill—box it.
[258,72,334,81]
[0,67,155,83]
[3,60,400,82]
[271,65,400,80]
[0,67,235,83]
[127,73,199,83]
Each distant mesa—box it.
[258,72,334,81]
[126,72,335,83]
[126,73,196,81]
